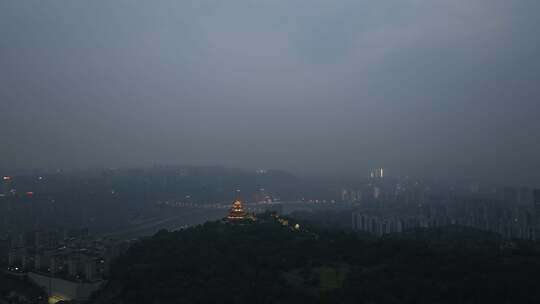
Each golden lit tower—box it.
[226,189,255,222]
[227,200,247,221]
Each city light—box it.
[48,295,67,304]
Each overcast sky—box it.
[1,0,539,184]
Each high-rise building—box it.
[370,168,384,179]
[503,187,518,204]
[373,187,381,200]
[534,189,540,219]
[1,176,13,196]
[519,187,533,205]
[534,189,540,240]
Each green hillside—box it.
[91,214,540,304]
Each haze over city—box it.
[2,1,540,184]
[2,2,540,304]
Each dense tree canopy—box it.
[91,215,540,304]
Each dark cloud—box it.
[1,0,539,184]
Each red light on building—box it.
[25,192,34,198]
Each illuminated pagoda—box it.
[226,189,255,223]
[227,200,248,222]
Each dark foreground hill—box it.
[91,215,540,304]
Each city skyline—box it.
[2,1,540,303]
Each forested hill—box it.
[91,214,540,304]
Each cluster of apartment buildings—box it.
[3,227,130,303]
[352,190,540,239]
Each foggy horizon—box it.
[2,1,540,185]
